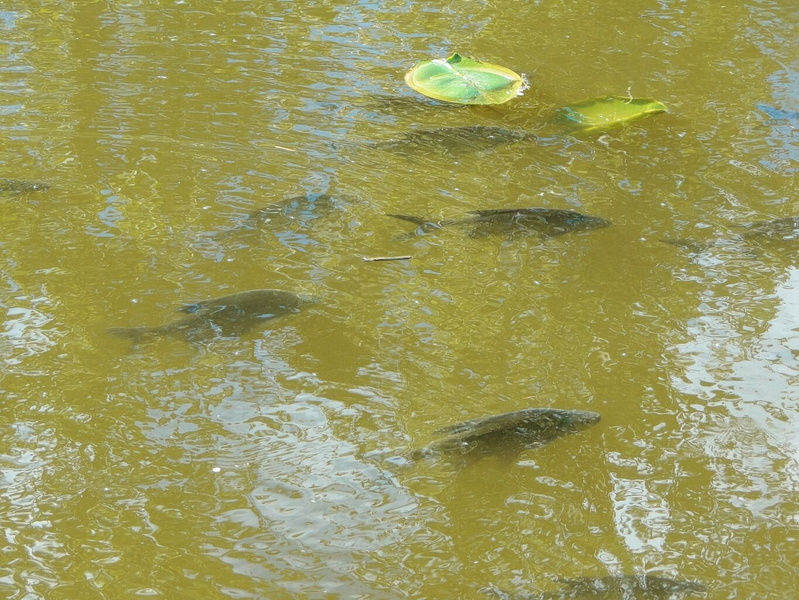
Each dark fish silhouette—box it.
[388,207,610,239]
[107,289,315,343]
[739,216,799,241]
[549,575,706,599]
[757,103,799,122]
[245,193,340,226]
[0,179,50,194]
[663,216,799,253]
[413,408,600,461]
[377,125,535,153]
[485,574,706,599]
[214,193,342,239]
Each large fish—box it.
[107,289,315,343]
[413,407,600,461]
[0,179,50,194]
[388,207,610,239]
[485,574,706,599]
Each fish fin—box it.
[465,208,532,216]
[433,414,510,436]
[432,422,472,436]
[432,408,545,437]
[106,326,154,343]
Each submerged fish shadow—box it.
[210,193,347,242]
[106,289,317,347]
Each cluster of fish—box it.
[4,175,717,593]
[106,296,601,464]
[104,196,615,347]
[207,187,799,250]
[485,574,707,599]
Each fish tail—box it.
[106,326,155,343]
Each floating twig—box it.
[361,255,412,262]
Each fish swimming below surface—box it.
[388,207,611,240]
[106,289,316,343]
[212,193,345,241]
[485,574,707,599]
[756,103,799,123]
[412,407,601,461]
[375,125,536,154]
[243,193,341,226]
[663,216,799,253]
[0,179,50,194]
[738,216,799,241]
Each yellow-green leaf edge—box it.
[556,95,668,133]
[404,53,527,105]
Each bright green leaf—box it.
[555,95,667,133]
[404,53,527,105]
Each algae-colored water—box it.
[1,2,797,598]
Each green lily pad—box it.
[556,95,667,132]
[404,53,527,105]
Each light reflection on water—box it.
[673,265,799,500]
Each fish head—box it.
[574,213,612,232]
[295,292,322,306]
[541,408,601,435]
[538,210,611,234]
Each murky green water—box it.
[1,1,798,598]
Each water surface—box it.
[1,1,798,598]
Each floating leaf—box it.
[404,53,527,105]
[556,95,667,132]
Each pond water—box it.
[1,1,798,598]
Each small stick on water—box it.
[361,255,412,262]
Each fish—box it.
[412,408,601,461]
[213,193,342,239]
[376,125,535,153]
[0,179,50,194]
[484,575,706,599]
[756,103,799,122]
[107,289,316,343]
[388,207,611,239]
[547,575,707,599]
[245,193,340,226]
[659,238,716,253]
[662,216,799,253]
[738,216,799,242]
